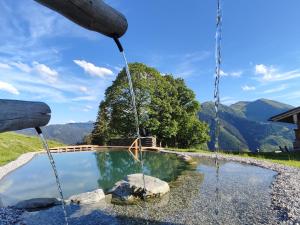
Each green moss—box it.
[0,132,63,166]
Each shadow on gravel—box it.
[21,204,185,225]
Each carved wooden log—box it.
[35,0,128,38]
[0,100,51,133]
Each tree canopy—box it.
[91,63,209,148]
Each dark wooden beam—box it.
[35,0,128,38]
[0,100,51,133]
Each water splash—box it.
[37,131,69,225]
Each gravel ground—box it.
[0,207,24,225]
[162,150,300,224]
[15,168,278,225]
[0,150,299,225]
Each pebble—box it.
[0,207,24,225]
[163,150,300,224]
[1,150,299,224]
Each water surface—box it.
[0,150,188,206]
[16,156,279,225]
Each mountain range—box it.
[16,99,297,152]
[17,122,94,145]
[199,98,295,152]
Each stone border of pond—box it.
[0,149,299,224]
[0,151,42,181]
[160,149,300,224]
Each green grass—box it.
[0,132,63,166]
[1,132,299,168]
[166,148,300,168]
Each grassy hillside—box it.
[231,98,293,122]
[16,122,94,145]
[199,100,295,152]
[0,132,63,166]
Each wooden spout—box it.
[0,99,51,133]
[35,0,128,38]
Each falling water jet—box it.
[34,0,148,219]
[35,127,69,225]
[213,0,222,223]
[113,37,147,198]
[0,100,68,222]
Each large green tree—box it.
[91,63,209,148]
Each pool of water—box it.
[0,151,279,224]
[15,155,279,225]
[0,150,189,206]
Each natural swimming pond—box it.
[0,151,278,225]
[0,150,189,206]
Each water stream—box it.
[119,49,149,222]
[120,50,147,189]
[37,132,69,225]
[213,0,223,223]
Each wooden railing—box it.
[47,142,161,156]
[48,145,129,153]
[128,138,140,161]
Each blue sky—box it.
[1,0,300,124]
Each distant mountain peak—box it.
[253,98,294,108]
[199,98,294,152]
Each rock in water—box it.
[68,189,105,205]
[14,198,61,210]
[109,174,170,203]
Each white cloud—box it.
[11,62,32,73]
[0,59,110,103]
[230,71,243,77]
[0,62,11,69]
[33,62,58,83]
[242,85,256,91]
[255,64,300,82]
[263,84,288,94]
[220,70,227,76]
[74,60,113,78]
[0,81,20,95]
[220,70,243,77]
[10,61,59,83]
[275,91,300,101]
[149,51,210,78]
[72,95,97,102]
[79,86,89,93]
[255,64,269,75]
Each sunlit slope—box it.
[0,132,63,166]
[199,99,294,152]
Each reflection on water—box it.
[6,154,279,225]
[0,150,189,206]
[96,151,188,191]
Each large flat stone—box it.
[14,198,61,210]
[109,174,170,203]
[68,189,105,205]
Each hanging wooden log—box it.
[35,0,128,38]
[0,99,51,133]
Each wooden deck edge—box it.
[45,145,162,153]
